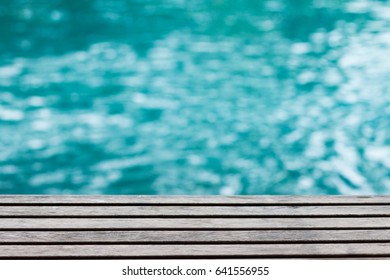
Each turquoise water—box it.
[0,0,389,195]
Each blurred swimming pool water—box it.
[0,0,389,194]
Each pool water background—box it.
[0,0,389,195]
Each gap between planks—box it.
[0,195,389,206]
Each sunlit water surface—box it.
[0,0,389,194]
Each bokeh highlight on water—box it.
[0,0,389,195]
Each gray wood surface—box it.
[1,230,390,243]
[1,217,390,229]
[0,195,389,205]
[1,205,390,217]
[1,244,390,258]
[0,195,389,258]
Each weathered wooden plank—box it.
[0,195,389,258]
[1,230,390,243]
[1,205,390,217]
[1,218,390,229]
[1,244,390,257]
[0,195,389,205]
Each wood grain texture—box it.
[0,195,389,205]
[1,244,390,258]
[1,205,390,217]
[1,218,390,229]
[1,230,390,243]
[1,195,390,258]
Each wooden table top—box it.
[0,195,389,259]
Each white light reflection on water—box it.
[0,0,389,194]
